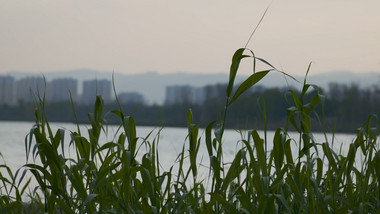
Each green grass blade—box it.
[228,70,271,106]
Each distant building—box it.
[15,77,45,103]
[118,92,145,104]
[0,75,16,106]
[82,79,111,105]
[165,85,206,105]
[46,78,78,103]
[165,85,192,105]
[203,84,225,102]
[165,84,228,105]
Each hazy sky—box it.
[1,1,379,76]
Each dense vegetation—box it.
[1,81,379,133]
[0,48,379,213]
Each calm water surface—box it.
[0,121,358,176]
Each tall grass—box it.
[0,47,379,213]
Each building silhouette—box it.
[118,92,145,104]
[15,77,45,104]
[46,78,78,103]
[0,76,16,106]
[82,79,111,105]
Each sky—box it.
[1,1,379,77]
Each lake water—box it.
[0,120,359,176]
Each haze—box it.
[1,1,379,76]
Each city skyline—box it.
[0,1,379,77]
[1,69,380,105]
[0,75,143,106]
[0,74,229,106]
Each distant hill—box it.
[5,70,380,104]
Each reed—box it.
[0,47,379,213]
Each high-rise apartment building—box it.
[46,78,78,103]
[82,79,111,105]
[0,75,16,106]
[165,85,198,105]
[15,77,45,103]
[165,84,226,105]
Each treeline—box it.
[0,82,379,133]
